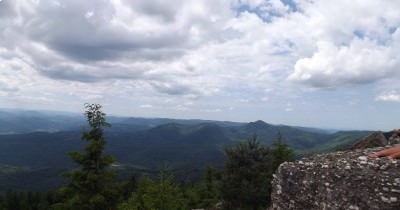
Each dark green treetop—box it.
[220,135,273,210]
[271,132,295,172]
[53,104,118,210]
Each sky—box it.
[0,0,400,130]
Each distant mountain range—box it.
[0,109,83,134]
[0,109,372,192]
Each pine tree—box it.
[54,104,118,210]
[270,132,294,172]
[189,166,219,209]
[118,170,186,210]
[204,166,218,205]
[220,135,273,210]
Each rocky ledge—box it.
[270,147,400,210]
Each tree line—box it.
[0,104,293,210]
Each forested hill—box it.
[0,110,372,167]
[0,109,243,134]
[0,109,371,192]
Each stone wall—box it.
[270,147,400,210]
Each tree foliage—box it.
[220,134,294,210]
[220,135,272,210]
[54,104,118,210]
[184,166,220,209]
[271,132,295,172]
[0,190,57,210]
[118,170,186,210]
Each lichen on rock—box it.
[270,147,400,210]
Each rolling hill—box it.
[0,109,372,192]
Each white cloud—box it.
[1,0,400,126]
[0,0,243,99]
[286,0,400,88]
[202,108,222,113]
[284,102,293,112]
[239,99,250,103]
[376,91,400,102]
[285,107,293,112]
[139,104,153,108]
[289,39,399,88]
[80,94,104,101]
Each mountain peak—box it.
[248,120,270,127]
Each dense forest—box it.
[0,104,294,210]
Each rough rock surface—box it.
[351,130,400,150]
[388,129,400,145]
[270,147,400,210]
[351,132,388,149]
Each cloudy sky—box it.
[1,0,400,130]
